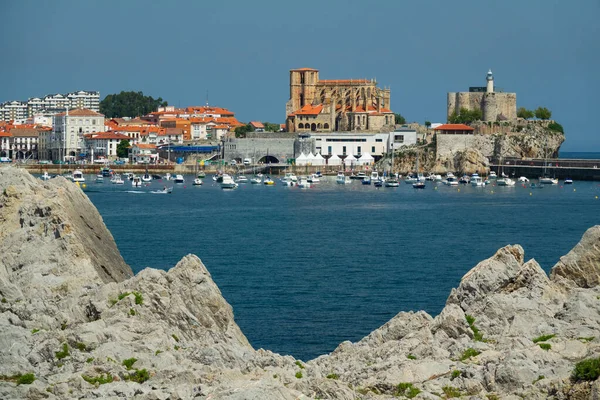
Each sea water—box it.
[85,176,600,360]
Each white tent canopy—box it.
[328,153,341,166]
[296,152,308,166]
[343,153,357,166]
[357,153,374,165]
[313,153,325,166]
[305,152,316,165]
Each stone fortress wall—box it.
[447,92,517,121]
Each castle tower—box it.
[486,69,494,93]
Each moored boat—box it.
[336,171,351,184]
[220,174,238,189]
[131,176,142,187]
[564,178,573,184]
[174,175,185,184]
[72,170,85,183]
[193,178,203,186]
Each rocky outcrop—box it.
[1,167,599,399]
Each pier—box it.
[490,157,600,181]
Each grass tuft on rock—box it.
[295,371,302,379]
[396,382,420,398]
[82,373,113,385]
[295,360,305,369]
[572,357,600,382]
[75,342,88,352]
[538,343,551,351]
[532,334,555,343]
[465,314,485,342]
[125,369,149,383]
[442,385,461,398]
[117,291,143,304]
[31,328,40,334]
[122,358,137,370]
[17,373,35,385]
[326,373,339,380]
[460,347,481,361]
[451,370,461,380]
[171,334,180,342]
[407,353,417,360]
[55,343,70,360]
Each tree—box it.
[535,107,552,120]
[394,113,406,125]
[100,91,168,118]
[517,107,534,119]
[234,123,255,138]
[116,139,130,158]
[263,122,281,132]
[448,108,482,124]
[424,121,431,129]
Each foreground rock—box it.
[0,167,599,399]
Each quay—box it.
[490,157,600,181]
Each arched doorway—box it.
[258,155,279,164]
[311,123,316,131]
[0,150,6,157]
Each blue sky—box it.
[1,0,598,151]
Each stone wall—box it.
[223,137,296,163]
[435,134,477,158]
[447,92,517,121]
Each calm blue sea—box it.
[559,151,600,159]
[83,176,600,361]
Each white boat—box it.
[297,176,311,189]
[250,176,262,184]
[193,178,203,186]
[517,176,529,183]
[307,173,320,183]
[236,175,249,184]
[111,174,124,184]
[72,170,85,183]
[384,178,399,187]
[281,177,295,186]
[40,172,50,181]
[151,186,172,194]
[471,174,485,187]
[174,175,185,184]
[284,172,298,182]
[564,178,573,184]
[221,174,238,189]
[165,173,172,181]
[336,172,350,184]
[404,175,417,184]
[350,172,367,180]
[489,171,498,179]
[459,175,470,184]
[444,172,458,186]
[539,177,558,185]
[95,174,104,183]
[497,177,515,186]
[142,173,152,183]
[132,176,142,187]
[263,176,275,185]
[370,171,379,181]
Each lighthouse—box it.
[486,69,494,93]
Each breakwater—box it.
[490,157,600,180]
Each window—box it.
[376,139,382,142]
[395,135,404,143]
[372,146,375,153]
[342,146,346,155]
[357,146,361,155]
[328,146,332,155]
[92,119,96,125]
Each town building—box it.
[285,68,394,133]
[447,70,516,122]
[0,90,100,123]
[130,143,158,164]
[83,131,130,161]
[249,121,265,132]
[48,108,105,161]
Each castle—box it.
[447,70,517,122]
[285,68,395,133]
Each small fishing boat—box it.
[263,176,275,185]
[517,176,529,183]
[111,174,124,184]
[142,172,152,183]
[131,176,142,187]
[193,178,203,186]
[307,174,320,183]
[297,176,311,189]
[413,181,426,189]
[40,171,50,181]
[236,175,249,184]
[72,170,85,183]
[539,176,558,185]
[384,177,399,187]
[250,176,262,184]
[221,174,238,189]
[470,174,485,187]
[95,174,104,183]
[336,171,351,184]
[174,175,185,184]
[564,178,573,184]
[361,177,371,185]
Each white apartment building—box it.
[1,90,100,122]
[0,101,28,123]
[130,144,157,164]
[49,108,105,161]
[0,132,10,157]
[83,131,129,160]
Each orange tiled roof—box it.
[88,131,131,140]
[0,132,11,137]
[135,144,157,149]
[55,108,104,117]
[249,121,264,128]
[433,124,474,131]
[185,106,235,116]
[293,104,324,115]
[319,79,371,84]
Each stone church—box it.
[285,68,394,133]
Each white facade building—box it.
[308,132,391,158]
[1,90,100,122]
[84,131,130,160]
[0,101,28,123]
[130,144,158,164]
[49,108,105,161]
[389,128,418,150]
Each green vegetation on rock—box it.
[125,369,150,383]
[451,370,461,380]
[55,343,69,360]
[460,348,481,361]
[396,382,421,398]
[465,314,485,342]
[547,122,564,133]
[517,107,535,119]
[295,371,302,379]
[448,108,482,124]
[82,373,113,385]
[442,385,461,398]
[535,106,552,120]
[572,357,600,382]
[122,358,137,370]
[538,343,552,351]
[326,373,339,380]
[407,353,417,360]
[394,113,407,125]
[295,360,305,369]
[532,334,555,343]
